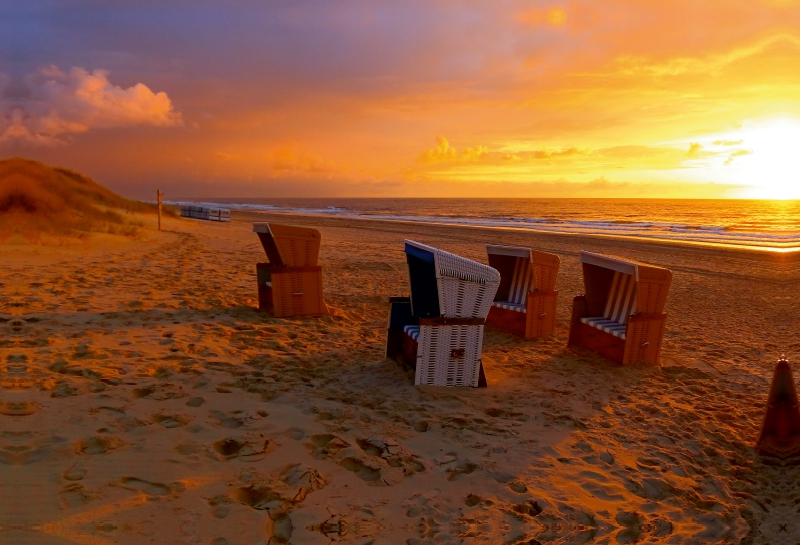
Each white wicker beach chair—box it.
[386,240,500,387]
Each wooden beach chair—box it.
[485,244,560,338]
[253,222,327,317]
[386,240,500,387]
[568,251,671,365]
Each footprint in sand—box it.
[308,434,350,459]
[51,382,77,398]
[119,477,172,496]
[0,401,38,415]
[60,483,96,508]
[339,458,383,482]
[447,461,479,481]
[262,509,294,543]
[513,500,543,517]
[281,464,327,502]
[63,465,87,481]
[212,433,272,462]
[210,410,248,429]
[76,436,125,455]
[132,385,186,400]
[283,427,305,440]
[357,437,426,475]
[153,414,189,428]
[230,486,282,510]
[413,421,429,432]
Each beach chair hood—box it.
[579,250,671,317]
[253,222,321,267]
[404,240,500,319]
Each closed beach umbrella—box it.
[756,358,800,459]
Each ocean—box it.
[163,198,800,251]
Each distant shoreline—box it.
[160,199,799,253]
[221,209,800,265]
[219,207,799,256]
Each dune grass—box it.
[0,157,166,243]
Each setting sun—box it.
[687,118,800,200]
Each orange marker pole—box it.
[157,190,163,232]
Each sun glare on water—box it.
[714,118,800,200]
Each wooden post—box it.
[157,190,162,232]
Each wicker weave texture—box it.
[415,324,484,387]
[439,277,498,319]
[433,247,500,283]
[431,247,499,319]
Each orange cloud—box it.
[687,143,703,157]
[417,136,488,163]
[724,149,752,164]
[270,148,344,174]
[713,139,744,146]
[0,67,180,146]
[516,7,568,28]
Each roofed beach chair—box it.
[485,244,560,338]
[386,240,500,387]
[180,205,231,222]
[568,251,672,365]
[253,222,327,318]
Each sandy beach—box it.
[2,210,798,545]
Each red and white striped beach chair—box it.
[485,245,560,338]
[568,251,671,365]
[385,240,500,387]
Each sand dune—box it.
[0,157,162,243]
[1,207,798,544]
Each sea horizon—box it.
[162,197,800,251]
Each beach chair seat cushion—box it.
[580,317,627,339]
[492,301,527,313]
[569,251,671,365]
[492,251,532,308]
[403,325,420,341]
[581,270,637,339]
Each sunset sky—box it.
[2,1,799,199]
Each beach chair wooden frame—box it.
[568,251,671,365]
[386,240,500,387]
[253,222,327,317]
[485,244,560,338]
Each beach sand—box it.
[1,210,798,544]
